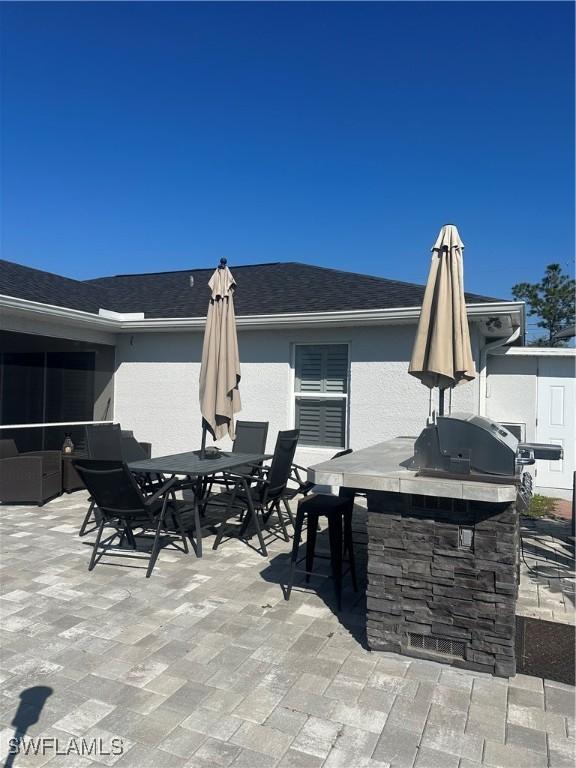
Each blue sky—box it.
[1,1,574,303]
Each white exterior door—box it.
[535,358,575,490]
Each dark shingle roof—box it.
[0,259,113,315]
[87,262,498,318]
[1,259,499,319]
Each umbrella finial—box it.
[218,258,227,269]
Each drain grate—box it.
[516,616,575,685]
[408,632,465,659]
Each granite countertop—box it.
[307,437,517,503]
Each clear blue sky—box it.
[1,1,574,301]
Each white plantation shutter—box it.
[295,345,348,447]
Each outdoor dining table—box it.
[128,450,270,557]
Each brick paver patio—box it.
[517,518,575,626]
[0,491,574,768]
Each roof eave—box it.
[0,294,524,334]
[0,294,119,329]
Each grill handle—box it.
[516,446,535,466]
[519,442,563,461]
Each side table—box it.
[62,453,87,493]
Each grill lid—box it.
[412,412,562,479]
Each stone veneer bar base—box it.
[366,491,520,678]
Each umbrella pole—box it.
[438,388,445,416]
[200,424,207,459]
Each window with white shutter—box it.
[294,344,349,447]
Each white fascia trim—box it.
[0,294,524,333]
[98,308,145,321]
[119,302,524,331]
[0,294,119,330]
[494,346,576,357]
[0,420,114,430]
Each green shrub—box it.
[525,494,560,518]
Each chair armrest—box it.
[229,473,268,489]
[227,461,270,475]
[144,477,177,506]
[0,455,43,469]
[229,475,264,505]
[22,450,61,475]
[138,442,152,458]
[225,463,269,479]
[289,464,307,485]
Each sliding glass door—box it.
[0,331,114,452]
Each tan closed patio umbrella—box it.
[199,258,241,454]
[409,224,476,414]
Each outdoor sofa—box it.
[0,438,62,505]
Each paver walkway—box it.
[0,492,574,768]
[517,518,575,625]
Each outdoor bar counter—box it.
[308,438,520,677]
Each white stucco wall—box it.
[114,322,482,467]
[485,351,575,492]
[485,355,538,441]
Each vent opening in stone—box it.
[408,632,466,659]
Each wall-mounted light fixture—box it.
[458,526,474,550]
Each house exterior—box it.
[483,347,575,495]
[1,258,573,493]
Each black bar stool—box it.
[285,486,357,610]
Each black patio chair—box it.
[212,429,299,556]
[284,447,360,502]
[85,423,123,459]
[225,420,269,475]
[120,431,152,462]
[284,462,315,501]
[200,421,269,511]
[73,459,192,578]
[286,449,366,503]
[79,425,157,536]
[85,424,153,463]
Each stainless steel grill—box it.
[412,412,563,482]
